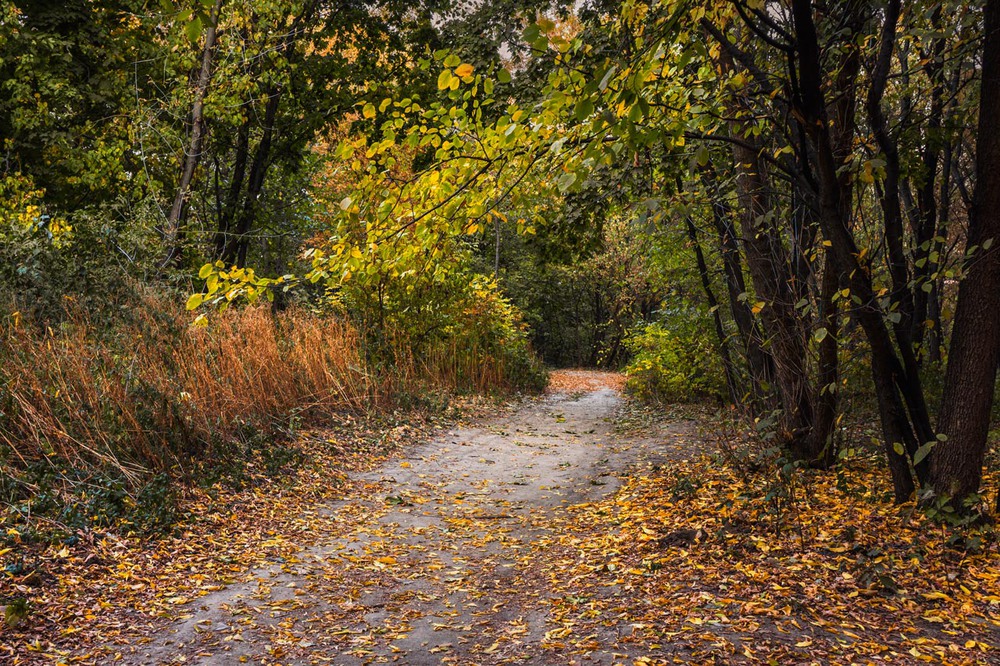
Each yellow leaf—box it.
[455,63,474,77]
[376,556,397,565]
[922,591,951,601]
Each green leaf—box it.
[893,442,905,456]
[186,293,204,311]
[813,327,828,343]
[437,69,453,91]
[186,15,203,43]
[557,172,577,193]
[574,98,594,121]
[362,103,376,119]
[498,69,512,84]
[912,441,935,466]
[695,144,710,167]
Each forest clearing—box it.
[3,0,1000,664]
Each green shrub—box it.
[624,316,724,403]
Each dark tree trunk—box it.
[685,216,740,405]
[213,116,251,262]
[219,88,281,267]
[803,250,840,468]
[790,0,930,501]
[731,137,815,448]
[912,5,947,359]
[161,0,223,271]
[704,175,777,412]
[932,0,1000,507]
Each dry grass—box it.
[0,295,379,482]
[0,286,546,503]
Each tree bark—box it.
[701,169,777,411]
[912,5,947,357]
[220,88,281,267]
[213,114,251,262]
[686,215,740,405]
[161,0,223,271]
[790,0,926,501]
[932,0,1000,507]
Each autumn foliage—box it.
[0,290,540,491]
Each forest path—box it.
[124,371,703,665]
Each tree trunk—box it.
[703,172,777,412]
[161,0,223,270]
[932,0,1000,507]
[213,115,251,262]
[912,7,946,357]
[220,88,281,267]
[790,0,927,501]
[731,137,814,448]
[803,250,840,468]
[686,215,740,405]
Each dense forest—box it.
[2,0,1000,662]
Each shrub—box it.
[624,316,724,403]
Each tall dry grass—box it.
[0,288,545,493]
[0,294,378,481]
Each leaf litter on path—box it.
[4,370,999,665]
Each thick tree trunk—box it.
[932,0,1000,507]
[161,0,223,270]
[731,139,814,447]
[912,6,947,358]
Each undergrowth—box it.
[0,289,544,538]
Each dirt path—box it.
[123,372,700,665]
